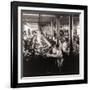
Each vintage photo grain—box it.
[21,10,80,77]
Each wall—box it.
[0,0,89,90]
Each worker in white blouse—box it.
[62,38,70,56]
[46,40,64,72]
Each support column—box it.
[56,16,60,46]
[70,15,73,55]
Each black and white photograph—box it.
[11,1,87,88]
[22,11,80,77]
